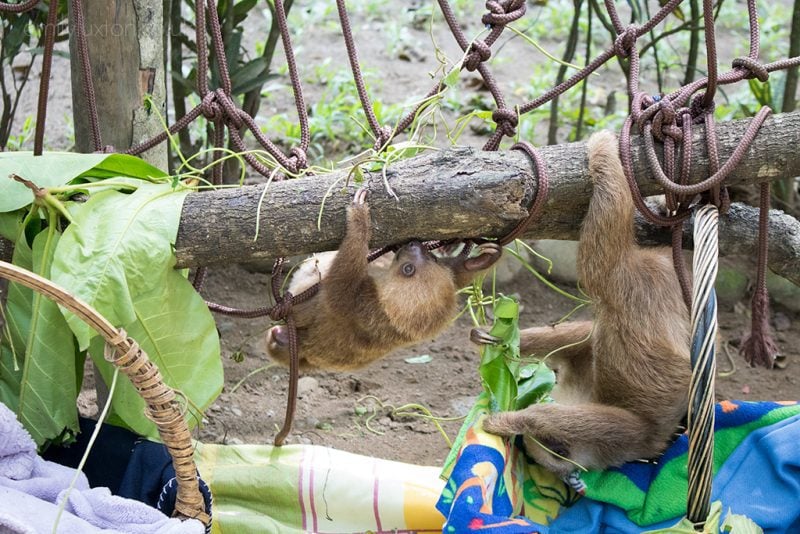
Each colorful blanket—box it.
[436,396,800,533]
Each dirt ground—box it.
[7,1,799,467]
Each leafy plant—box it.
[476,296,555,413]
[0,152,222,445]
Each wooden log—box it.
[175,112,800,283]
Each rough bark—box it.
[176,111,800,284]
[68,0,167,168]
[635,204,800,286]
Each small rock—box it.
[230,407,243,417]
[208,404,222,413]
[297,376,319,397]
[303,417,320,429]
[773,312,791,332]
[216,319,236,335]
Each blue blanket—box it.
[437,399,800,533]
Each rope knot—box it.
[465,40,492,71]
[288,147,308,173]
[269,291,294,322]
[214,88,244,129]
[482,0,526,27]
[492,107,518,136]
[199,90,243,129]
[651,99,682,142]
[199,92,222,122]
[732,57,769,82]
[689,93,715,118]
[613,25,640,58]
[373,125,394,151]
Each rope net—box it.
[2,0,797,525]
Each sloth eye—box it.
[401,263,416,277]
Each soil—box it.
[6,0,799,467]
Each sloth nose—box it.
[404,241,428,260]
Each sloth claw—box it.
[470,328,502,346]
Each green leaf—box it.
[404,354,432,364]
[51,185,186,349]
[51,183,222,437]
[515,362,555,410]
[0,152,167,213]
[443,67,461,88]
[644,501,723,534]
[75,154,167,182]
[0,224,79,446]
[86,268,222,438]
[0,210,23,241]
[230,58,271,95]
[479,296,521,411]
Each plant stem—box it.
[547,0,584,145]
[684,0,700,85]
[576,2,592,141]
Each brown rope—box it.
[740,182,780,369]
[70,0,103,152]
[0,0,38,13]
[32,0,58,155]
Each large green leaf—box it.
[0,224,79,445]
[52,185,186,349]
[0,152,167,213]
[0,210,23,241]
[51,183,222,437]
[87,267,222,437]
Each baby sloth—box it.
[475,131,691,478]
[267,189,502,370]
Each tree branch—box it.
[176,111,800,284]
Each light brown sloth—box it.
[266,188,503,370]
[475,131,691,478]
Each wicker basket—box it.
[0,260,210,527]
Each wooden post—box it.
[68,0,167,169]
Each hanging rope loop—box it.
[731,56,769,82]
